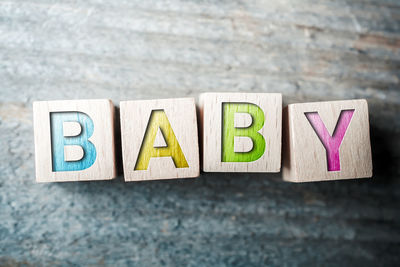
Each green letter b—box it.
[222,103,266,162]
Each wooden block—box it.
[33,99,116,182]
[282,99,373,182]
[120,98,200,181]
[200,92,282,172]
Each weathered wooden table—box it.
[1,0,399,266]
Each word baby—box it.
[33,93,372,183]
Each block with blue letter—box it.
[33,99,116,182]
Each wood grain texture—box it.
[1,0,400,265]
[33,99,116,182]
[200,92,282,172]
[283,99,372,182]
[120,98,199,181]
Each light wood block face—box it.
[33,99,116,182]
[200,93,282,172]
[120,98,200,181]
[282,99,373,182]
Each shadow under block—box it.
[33,99,116,182]
[282,99,373,182]
[200,92,282,172]
[120,98,200,181]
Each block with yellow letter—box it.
[200,93,282,172]
[120,98,200,181]
[282,99,373,182]
[33,99,116,182]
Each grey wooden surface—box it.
[1,0,400,266]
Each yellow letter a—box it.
[134,110,189,170]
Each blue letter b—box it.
[50,112,97,172]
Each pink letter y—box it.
[305,110,355,172]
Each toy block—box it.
[282,99,373,182]
[120,98,200,181]
[199,92,282,172]
[33,99,116,182]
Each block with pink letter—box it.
[282,99,372,182]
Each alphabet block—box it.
[120,98,200,181]
[200,93,282,172]
[33,99,116,182]
[282,99,373,182]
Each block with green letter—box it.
[120,98,200,181]
[33,99,116,182]
[200,93,282,172]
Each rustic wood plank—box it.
[0,0,399,265]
